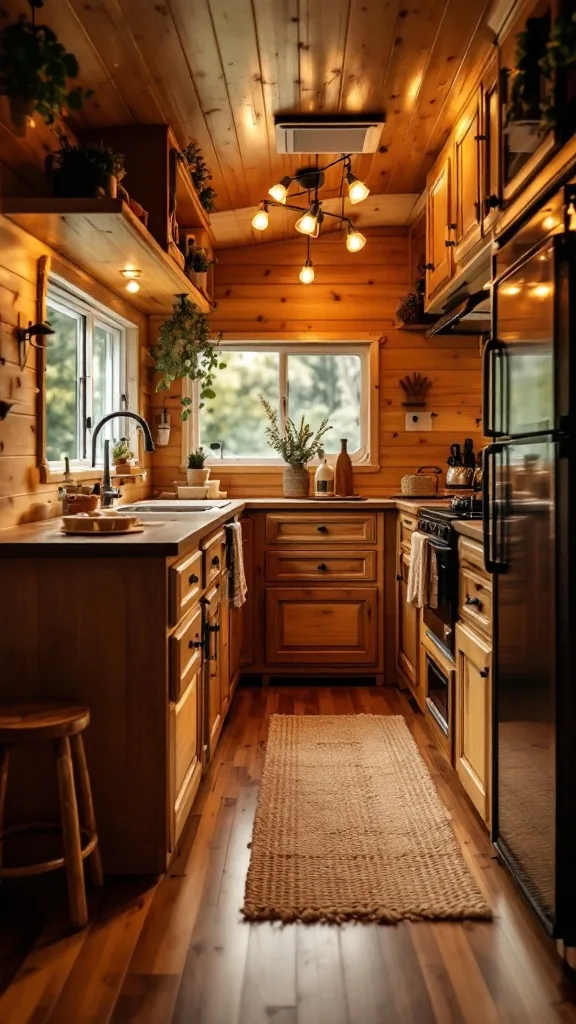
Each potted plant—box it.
[46,133,125,198]
[186,448,210,485]
[178,141,218,213]
[112,437,133,470]
[394,277,435,327]
[259,396,332,498]
[505,15,549,154]
[152,295,224,421]
[539,12,576,132]
[184,246,217,290]
[0,1,93,136]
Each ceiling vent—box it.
[275,116,385,154]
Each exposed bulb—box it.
[502,284,521,296]
[531,283,552,299]
[125,279,140,293]
[299,259,315,284]
[268,176,291,204]
[252,207,269,231]
[295,211,317,235]
[346,173,370,204]
[346,225,366,252]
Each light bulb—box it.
[252,207,269,231]
[542,215,558,231]
[268,176,291,204]
[346,173,370,204]
[299,260,315,284]
[125,279,140,293]
[295,201,320,237]
[346,225,366,252]
[531,284,552,299]
[502,284,521,296]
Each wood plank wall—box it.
[151,229,483,497]
[0,214,152,530]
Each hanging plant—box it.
[178,141,218,212]
[0,0,93,135]
[152,295,225,421]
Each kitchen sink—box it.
[116,500,231,521]
[118,504,214,513]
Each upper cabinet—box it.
[425,156,453,306]
[481,57,502,234]
[453,89,483,264]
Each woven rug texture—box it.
[242,713,492,924]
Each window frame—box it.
[40,274,139,481]
[182,336,380,472]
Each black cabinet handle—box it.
[189,638,203,649]
[211,555,220,567]
[479,667,489,678]
[465,595,481,607]
[188,573,199,585]
[445,239,456,247]
[317,563,328,571]
[396,573,402,582]
[486,193,501,210]
[423,262,434,270]
[317,524,328,533]
[207,624,220,633]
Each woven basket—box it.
[283,464,309,498]
[400,465,441,496]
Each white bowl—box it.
[177,485,208,499]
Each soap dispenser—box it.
[314,451,335,497]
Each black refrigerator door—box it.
[493,435,557,931]
[491,237,556,438]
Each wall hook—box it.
[16,320,55,369]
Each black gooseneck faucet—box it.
[91,411,155,507]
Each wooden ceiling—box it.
[0,0,495,231]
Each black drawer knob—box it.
[317,563,328,571]
[465,595,481,607]
[396,573,402,582]
[211,555,220,567]
[188,573,199,585]
[189,638,203,649]
[317,524,328,533]
[479,667,489,678]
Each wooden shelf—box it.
[175,160,214,244]
[3,198,210,315]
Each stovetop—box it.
[419,506,482,522]
[418,505,482,544]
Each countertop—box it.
[0,496,453,557]
[454,519,483,542]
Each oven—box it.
[425,652,450,737]
[417,519,458,656]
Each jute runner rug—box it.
[242,714,492,924]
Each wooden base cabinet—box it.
[455,621,492,826]
[396,550,421,704]
[266,587,378,667]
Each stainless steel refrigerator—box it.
[483,181,576,945]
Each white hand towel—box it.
[406,530,429,608]
[225,521,247,608]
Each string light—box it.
[346,223,366,252]
[299,259,315,284]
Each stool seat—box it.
[0,699,90,744]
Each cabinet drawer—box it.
[459,565,492,638]
[202,529,226,587]
[266,587,378,666]
[399,513,417,550]
[458,536,487,576]
[266,548,376,583]
[168,549,202,626]
[169,606,203,702]
[169,673,202,848]
[266,513,376,546]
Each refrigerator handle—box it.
[482,337,504,437]
[482,443,506,574]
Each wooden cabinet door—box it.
[266,587,378,666]
[453,91,482,264]
[396,550,421,702]
[455,622,492,825]
[482,59,501,233]
[219,571,231,718]
[426,156,452,304]
[202,584,222,760]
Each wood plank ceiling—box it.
[0,0,495,245]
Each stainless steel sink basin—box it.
[116,500,231,522]
[118,504,214,513]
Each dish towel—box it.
[429,546,439,610]
[225,520,247,608]
[407,531,429,608]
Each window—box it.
[190,342,371,465]
[45,282,134,468]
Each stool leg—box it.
[0,747,9,869]
[56,736,88,929]
[70,733,103,887]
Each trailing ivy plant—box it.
[0,1,93,128]
[178,141,218,213]
[152,295,225,421]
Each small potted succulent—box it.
[112,437,134,470]
[187,448,210,485]
[259,396,332,498]
[46,133,125,198]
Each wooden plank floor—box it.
[1,685,575,1023]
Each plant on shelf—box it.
[185,246,217,277]
[152,295,224,421]
[178,141,218,213]
[186,447,210,485]
[504,14,550,154]
[0,0,93,135]
[539,12,576,129]
[112,437,133,465]
[395,275,430,326]
[259,395,332,498]
[46,132,125,198]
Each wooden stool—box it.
[0,699,103,929]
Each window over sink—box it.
[184,341,374,466]
[44,278,139,474]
